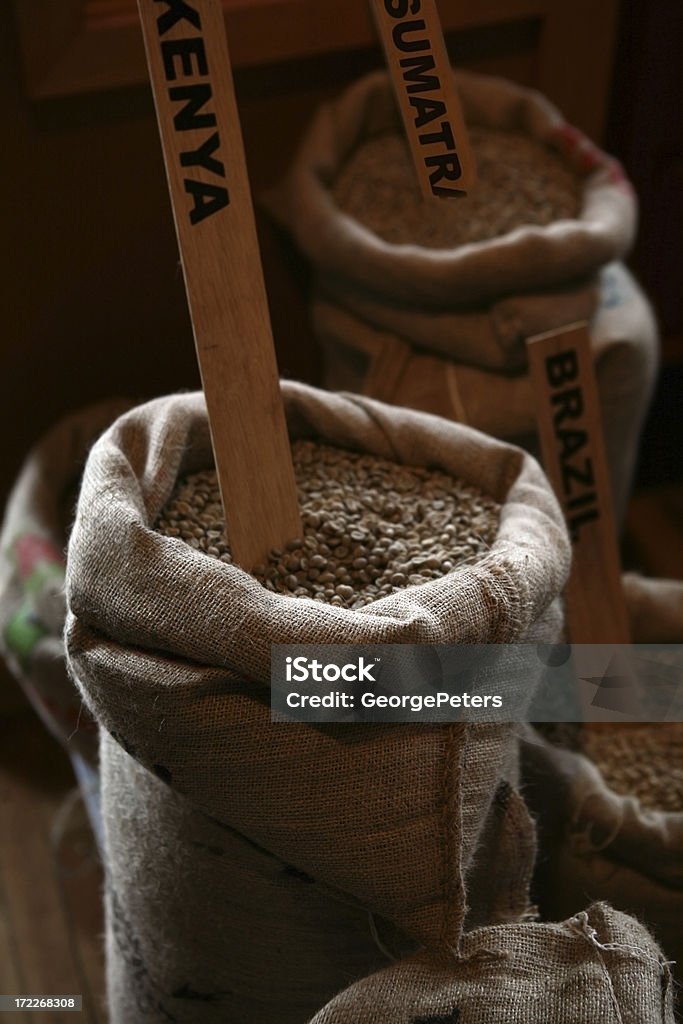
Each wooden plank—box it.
[369,0,476,197]
[86,0,547,43]
[538,0,619,141]
[17,0,619,145]
[137,0,301,570]
[527,323,630,643]
[14,0,548,98]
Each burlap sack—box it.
[0,399,131,764]
[521,727,683,985]
[65,384,570,1023]
[271,68,635,315]
[268,67,653,526]
[307,902,674,1023]
[315,262,658,524]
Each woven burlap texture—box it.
[102,729,419,1023]
[307,902,674,1023]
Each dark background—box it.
[1,0,681,505]
[606,0,683,485]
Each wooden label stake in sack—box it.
[137,0,301,571]
[527,323,630,643]
[369,0,476,197]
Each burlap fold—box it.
[317,270,599,372]
[271,69,635,309]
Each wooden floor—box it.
[0,679,105,1024]
[0,483,680,1024]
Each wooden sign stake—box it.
[369,0,476,198]
[137,0,301,571]
[527,323,630,643]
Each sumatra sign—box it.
[527,323,630,643]
[370,0,476,198]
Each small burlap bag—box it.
[65,384,569,1023]
[522,726,683,985]
[0,399,131,764]
[315,262,658,524]
[306,902,674,1024]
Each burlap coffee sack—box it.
[308,902,674,1024]
[65,385,569,1020]
[0,399,131,763]
[269,68,635,316]
[315,262,658,525]
[522,727,683,982]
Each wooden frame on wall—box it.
[14,0,618,140]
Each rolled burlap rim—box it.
[269,69,636,306]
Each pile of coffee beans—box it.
[583,724,683,813]
[156,441,500,610]
[333,126,581,249]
